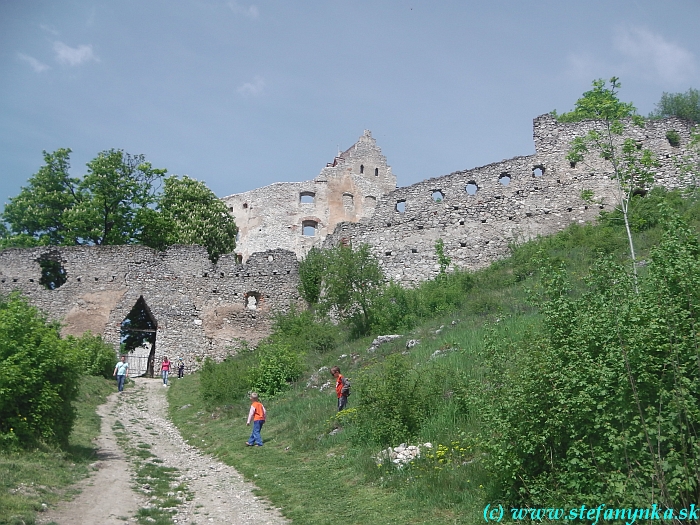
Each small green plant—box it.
[435,238,451,276]
[666,129,681,147]
[579,188,595,203]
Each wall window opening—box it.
[465,181,478,195]
[533,165,545,177]
[375,168,379,176]
[300,192,315,204]
[360,164,364,174]
[37,254,67,290]
[245,291,261,310]
[499,173,511,186]
[343,193,354,209]
[302,220,317,236]
[396,200,406,213]
[432,190,444,202]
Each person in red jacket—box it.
[331,366,350,412]
[245,392,266,447]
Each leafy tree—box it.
[562,78,657,290]
[299,244,385,336]
[2,151,238,262]
[297,247,326,305]
[649,87,700,123]
[2,148,165,246]
[143,175,238,263]
[2,148,79,246]
[63,149,166,245]
[319,244,386,337]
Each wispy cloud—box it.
[238,76,265,96]
[228,1,259,19]
[53,41,99,66]
[614,26,696,85]
[564,52,607,82]
[18,53,50,73]
[39,24,59,36]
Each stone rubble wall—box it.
[0,245,300,370]
[324,115,698,285]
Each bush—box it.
[200,351,256,407]
[272,307,339,354]
[472,215,700,508]
[353,354,442,446]
[248,342,303,398]
[67,331,116,378]
[666,129,681,147]
[0,293,80,448]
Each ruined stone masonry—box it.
[325,115,699,285]
[1,114,697,367]
[222,130,397,261]
[0,245,301,372]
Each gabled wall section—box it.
[222,130,396,261]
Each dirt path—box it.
[41,378,288,525]
[39,391,145,525]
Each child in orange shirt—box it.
[245,392,266,447]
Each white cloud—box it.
[18,53,50,73]
[53,41,99,66]
[228,1,259,19]
[564,52,606,81]
[238,76,265,96]
[614,26,696,85]
[39,24,59,36]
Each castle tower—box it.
[222,131,397,261]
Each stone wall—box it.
[222,130,397,261]
[324,115,698,285]
[0,245,300,372]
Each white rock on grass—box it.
[367,334,402,353]
[375,442,433,468]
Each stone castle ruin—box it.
[223,130,397,261]
[1,114,697,370]
[326,115,698,284]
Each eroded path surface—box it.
[39,391,145,525]
[41,378,288,525]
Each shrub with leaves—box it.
[67,331,117,378]
[271,307,339,354]
[471,212,700,509]
[248,342,303,398]
[199,351,256,407]
[0,293,80,448]
[354,354,442,446]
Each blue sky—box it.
[2,1,699,211]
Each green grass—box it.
[168,315,534,524]
[0,376,115,525]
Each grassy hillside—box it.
[168,189,700,524]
